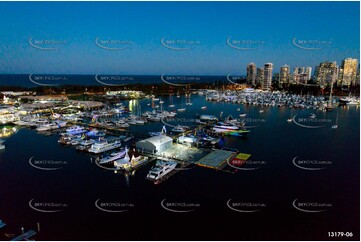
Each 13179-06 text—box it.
[328,232,353,238]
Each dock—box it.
[11,230,36,241]
[196,149,237,170]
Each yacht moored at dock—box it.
[146,160,177,181]
[88,139,122,154]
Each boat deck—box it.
[196,149,237,170]
[145,161,192,184]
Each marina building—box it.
[136,135,173,154]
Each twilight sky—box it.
[0,1,359,75]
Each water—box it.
[0,74,228,88]
[0,95,359,240]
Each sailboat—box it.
[325,78,335,112]
[201,95,207,109]
[287,111,293,122]
[332,110,338,129]
[177,96,186,112]
[185,94,193,105]
[168,94,175,108]
[159,94,164,104]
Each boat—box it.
[36,123,54,132]
[325,80,336,112]
[114,148,149,171]
[223,129,250,136]
[347,99,359,105]
[149,132,162,136]
[287,111,293,122]
[75,144,92,151]
[0,139,5,150]
[88,139,122,154]
[339,93,359,106]
[86,129,106,138]
[66,126,86,135]
[171,125,186,133]
[168,94,175,107]
[239,113,247,117]
[309,113,316,119]
[129,154,149,170]
[113,148,131,170]
[201,106,207,110]
[259,109,264,113]
[332,110,338,129]
[99,149,127,164]
[199,114,218,121]
[177,96,186,112]
[36,121,67,132]
[212,122,240,133]
[79,139,95,146]
[116,123,130,128]
[146,160,177,181]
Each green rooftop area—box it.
[197,149,236,170]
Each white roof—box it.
[138,135,173,145]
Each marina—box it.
[0,1,359,240]
[0,88,359,240]
[1,90,359,185]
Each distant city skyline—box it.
[0,1,359,75]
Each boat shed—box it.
[136,135,173,154]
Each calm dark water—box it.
[0,95,359,241]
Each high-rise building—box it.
[246,63,257,86]
[341,58,358,86]
[256,67,264,86]
[292,66,312,84]
[293,67,299,75]
[337,66,344,86]
[314,61,338,86]
[305,67,312,81]
[263,63,273,90]
[279,65,290,87]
